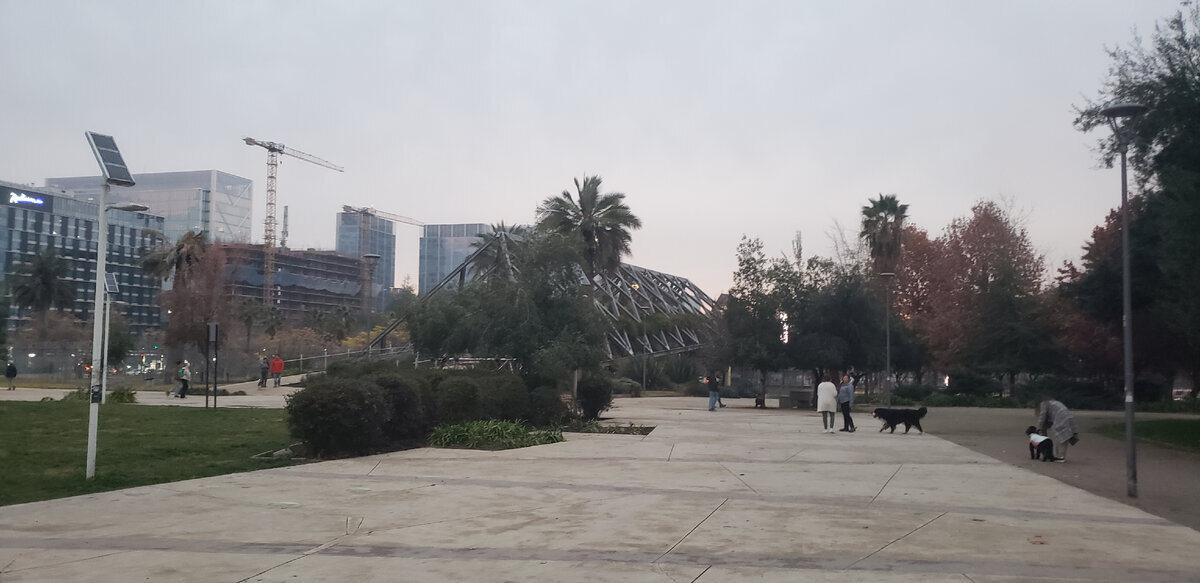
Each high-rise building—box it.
[45,170,252,245]
[335,211,396,307]
[222,243,369,323]
[0,180,165,336]
[418,223,490,295]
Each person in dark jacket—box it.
[5,362,16,390]
[837,374,856,432]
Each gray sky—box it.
[0,0,1181,297]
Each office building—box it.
[45,170,253,244]
[418,223,490,295]
[222,244,371,323]
[335,211,396,309]
[1,180,165,336]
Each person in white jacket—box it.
[815,376,838,433]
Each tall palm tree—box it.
[859,194,909,274]
[536,176,642,281]
[141,230,208,286]
[468,223,528,282]
[8,247,77,338]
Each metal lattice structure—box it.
[369,233,717,359]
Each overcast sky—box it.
[0,0,1182,296]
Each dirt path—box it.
[919,406,1200,532]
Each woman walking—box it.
[815,376,838,433]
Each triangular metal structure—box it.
[369,234,717,359]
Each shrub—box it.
[477,373,529,421]
[1017,375,1114,410]
[577,374,614,420]
[286,376,391,456]
[370,372,429,439]
[429,420,562,449]
[60,386,138,403]
[946,370,1003,397]
[894,384,934,401]
[429,377,481,425]
[661,355,698,384]
[612,377,642,396]
[527,385,569,426]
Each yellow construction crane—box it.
[244,137,344,303]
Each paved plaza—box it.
[1,395,1198,582]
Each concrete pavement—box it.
[1,397,1198,582]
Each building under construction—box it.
[221,243,375,322]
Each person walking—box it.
[837,374,856,432]
[5,362,16,390]
[270,355,284,387]
[257,356,269,388]
[176,360,191,399]
[706,373,721,411]
[815,375,838,433]
[1037,398,1079,461]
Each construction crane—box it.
[244,137,344,303]
[341,205,424,317]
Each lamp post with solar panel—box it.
[84,132,140,479]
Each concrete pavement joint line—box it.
[235,555,308,583]
[688,564,712,583]
[3,537,1195,581]
[652,497,729,564]
[270,468,1168,527]
[845,511,946,570]
[718,462,759,496]
[870,463,904,504]
[961,574,978,583]
[667,443,675,461]
[0,550,128,575]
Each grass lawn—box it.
[0,401,304,507]
[1098,418,1200,452]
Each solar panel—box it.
[85,132,136,187]
[104,273,120,295]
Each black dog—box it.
[1026,426,1061,462]
[872,407,927,434]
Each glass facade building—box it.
[0,180,166,336]
[418,223,490,295]
[45,170,252,245]
[335,211,396,308]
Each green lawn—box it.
[1098,418,1200,452]
[0,402,304,507]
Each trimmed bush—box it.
[370,372,429,439]
[662,355,698,384]
[286,376,391,456]
[947,370,1003,397]
[430,377,481,424]
[894,384,935,401]
[577,374,614,420]
[527,385,569,426]
[477,373,529,421]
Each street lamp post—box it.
[362,253,380,353]
[880,272,895,405]
[1100,102,1147,499]
[86,199,148,477]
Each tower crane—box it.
[244,137,344,303]
[341,205,424,313]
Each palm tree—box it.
[536,176,642,281]
[468,223,528,282]
[235,297,264,350]
[141,230,208,286]
[859,194,909,274]
[8,247,77,338]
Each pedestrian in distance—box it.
[175,360,191,398]
[270,355,285,387]
[258,356,269,388]
[706,373,721,411]
[837,374,856,432]
[815,375,838,433]
[5,361,16,390]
